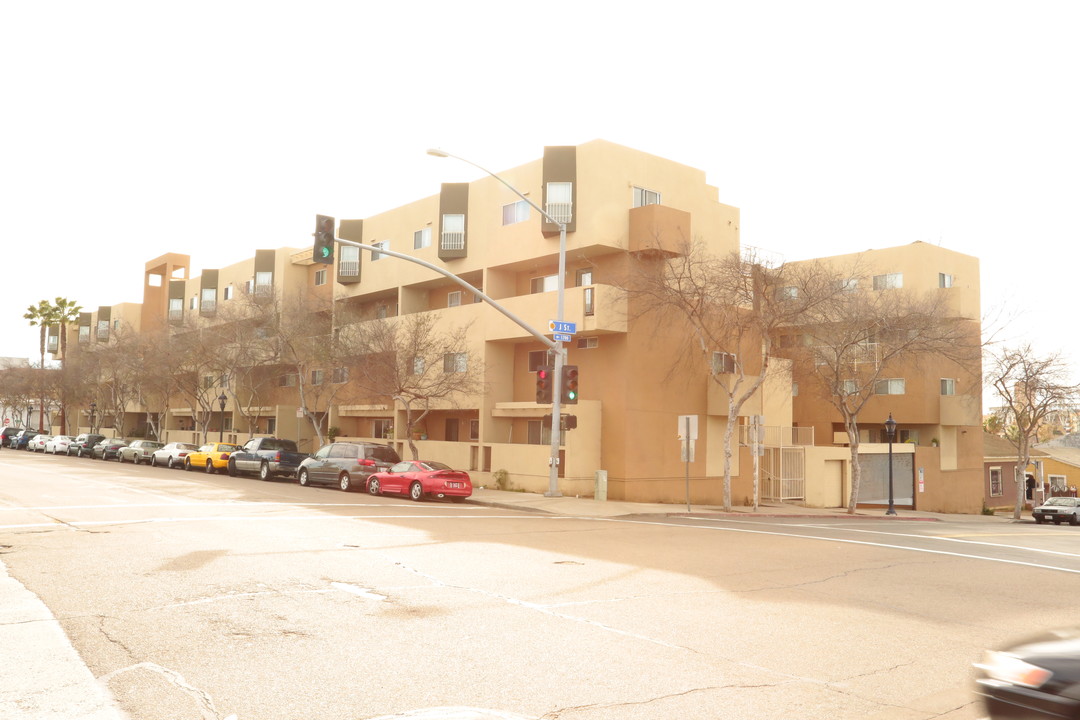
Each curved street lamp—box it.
[884,413,897,516]
[89,402,97,434]
[218,393,228,443]
[428,148,567,498]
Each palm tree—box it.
[23,300,58,432]
[52,297,83,434]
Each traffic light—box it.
[313,214,335,265]
[561,365,579,404]
[536,365,553,404]
[563,415,578,430]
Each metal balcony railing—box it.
[545,202,572,224]
[339,260,360,277]
[440,231,465,251]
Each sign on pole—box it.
[548,320,576,335]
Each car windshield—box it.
[1043,497,1078,507]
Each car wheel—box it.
[367,477,380,496]
[184,458,192,471]
[150,455,158,467]
[339,472,351,492]
[78,448,84,458]
[259,462,271,481]
[298,469,309,487]
[115,452,123,462]
[1035,516,1044,524]
[133,455,140,465]
[409,482,423,502]
[168,456,176,469]
[206,460,215,474]
[1054,518,1062,525]
[227,459,237,477]
[1071,515,1079,527]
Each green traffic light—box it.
[319,246,331,258]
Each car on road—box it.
[44,435,75,454]
[27,434,53,453]
[150,442,199,469]
[974,627,1080,718]
[296,441,401,492]
[1032,497,1080,525]
[91,438,128,460]
[10,430,36,450]
[227,437,307,480]
[68,433,107,457]
[117,440,165,464]
[184,442,241,473]
[1,426,24,447]
[365,460,472,502]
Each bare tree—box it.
[210,295,283,439]
[791,274,978,513]
[625,242,846,510]
[987,345,1080,519]
[346,314,482,460]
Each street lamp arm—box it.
[427,148,563,229]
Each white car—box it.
[149,442,199,469]
[27,434,53,452]
[44,435,74,454]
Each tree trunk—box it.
[846,417,861,514]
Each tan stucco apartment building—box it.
[62,140,985,512]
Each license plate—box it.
[448,482,461,488]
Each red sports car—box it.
[367,460,472,502]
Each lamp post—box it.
[428,148,567,498]
[218,393,228,443]
[27,405,33,433]
[89,402,96,434]
[884,413,897,516]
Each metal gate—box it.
[762,446,806,501]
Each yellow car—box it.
[184,442,241,474]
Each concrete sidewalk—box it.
[465,486,1022,523]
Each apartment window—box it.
[502,200,530,225]
[841,379,857,396]
[527,420,543,445]
[223,285,233,301]
[443,352,467,373]
[279,374,296,387]
[255,271,273,295]
[531,275,558,293]
[839,278,858,292]
[529,350,547,372]
[583,287,594,316]
[47,335,58,353]
[266,418,276,434]
[371,240,388,261]
[189,296,197,310]
[339,245,360,277]
[203,375,215,389]
[792,382,799,397]
[441,214,465,250]
[79,326,90,343]
[1050,475,1068,491]
[412,356,426,375]
[576,268,593,286]
[875,378,906,395]
[545,182,573,223]
[413,227,431,250]
[633,186,661,207]
[577,337,599,349]
[712,351,737,375]
[168,297,183,321]
[778,286,798,301]
[332,367,349,384]
[939,273,953,288]
[314,269,327,286]
[311,369,324,386]
[469,419,479,440]
[96,320,109,341]
[113,319,121,331]
[873,273,903,290]
[447,291,462,307]
[373,418,393,439]
[941,378,957,396]
[899,429,919,444]
[201,287,216,313]
[989,467,1003,497]
[244,280,252,294]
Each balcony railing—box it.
[440,231,465,251]
[545,202,572,225]
[339,260,360,277]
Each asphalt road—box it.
[2,449,1078,720]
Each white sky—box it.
[3,1,1078,393]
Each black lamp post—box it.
[89,402,97,434]
[27,405,33,432]
[218,393,228,442]
[884,413,897,516]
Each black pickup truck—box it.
[227,437,308,481]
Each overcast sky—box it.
[3,2,1078,392]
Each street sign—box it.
[553,333,572,342]
[548,320,576,334]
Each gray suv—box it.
[296,442,401,492]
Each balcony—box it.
[440,231,465,251]
[544,202,572,225]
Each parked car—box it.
[974,627,1080,718]
[185,442,241,473]
[1,427,24,447]
[150,442,199,469]
[68,433,107,457]
[10,430,36,450]
[91,438,128,460]
[27,434,53,453]
[117,440,165,464]
[227,437,308,480]
[1032,496,1080,525]
[366,460,472,502]
[296,441,401,492]
[44,435,75,454]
